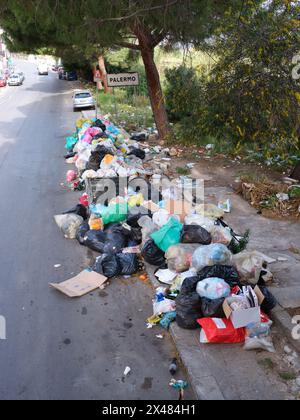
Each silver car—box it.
[73,90,95,111]
[8,74,22,86]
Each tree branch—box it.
[93,0,179,25]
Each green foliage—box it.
[165,65,201,122]
[164,0,300,164]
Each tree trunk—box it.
[133,23,172,142]
[98,55,111,94]
[140,47,172,141]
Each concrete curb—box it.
[272,306,300,353]
[146,263,225,401]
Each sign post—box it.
[107,72,140,88]
[94,70,102,119]
[106,72,140,121]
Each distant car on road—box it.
[38,64,48,75]
[73,90,95,112]
[8,74,23,86]
[66,71,78,81]
[0,77,7,87]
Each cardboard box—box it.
[222,286,265,329]
[50,270,107,298]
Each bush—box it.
[165,65,201,123]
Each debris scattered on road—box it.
[123,366,131,377]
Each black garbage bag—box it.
[198,265,242,288]
[93,132,109,140]
[128,148,146,160]
[181,225,212,245]
[63,204,88,220]
[201,297,226,318]
[259,286,277,313]
[83,230,107,253]
[93,119,107,132]
[76,222,90,245]
[102,224,128,254]
[131,132,147,142]
[121,223,142,245]
[93,254,121,278]
[86,145,113,171]
[64,152,77,159]
[141,239,166,266]
[176,276,202,329]
[117,253,139,275]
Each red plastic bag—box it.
[197,318,245,344]
[80,193,89,207]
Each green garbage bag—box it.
[65,134,78,150]
[151,217,183,253]
[101,203,128,225]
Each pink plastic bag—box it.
[66,170,77,183]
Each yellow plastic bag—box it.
[128,193,144,208]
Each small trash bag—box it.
[76,222,90,245]
[151,217,183,253]
[165,244,199,273]
[192,244,232,272]
[259,286,277,313]
[197,265,242,288]
[54,214,83,239]
[93,119,107,132]
[101,203,128,225]
[141,239,166,266]
[63,204,88,220]
[181,225,212,245]
[93,254,121,278]
[117,253,139,275]
[196,278,231,300]
[128,148,146,160]
[83,230,107,253]
[176,276,202,330]
[121,223,142,245]
[103,224,128,254]
[201,298,226,318]
[86,146,113,171]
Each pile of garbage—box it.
[240,179,300,218]
[54,115,278,353]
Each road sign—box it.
[107,72,139,87]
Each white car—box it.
[8,74,22,86]
[73,90,95,111]
[38,64,48,75]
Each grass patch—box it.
[278,371,297,381]
[258,358,276,370]
[97,90,154,130]
[176,167,191,175]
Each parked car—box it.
[66,71,78,81]
[17,72,25,82]
[38,64,48,75]
[0,77,7,87]
[73,90,95,111]
[8,74,23,86]
[58,69,67,80]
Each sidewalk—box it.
[148,182,300,400]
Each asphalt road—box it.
[0,61,192,400]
